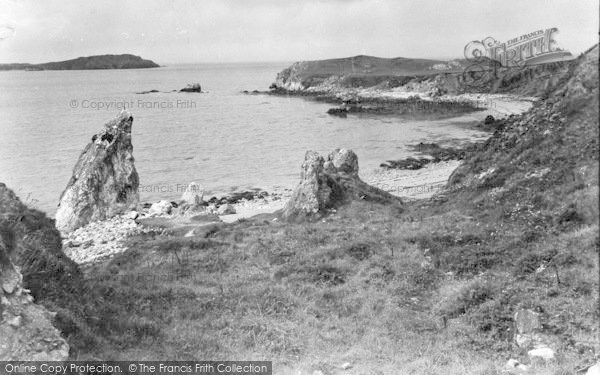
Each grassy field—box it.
[64,187,597,373]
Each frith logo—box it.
[461,27,573,89]
[464,28,572,67]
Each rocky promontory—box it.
[271,55,468,92]
[55,110,140,232]
[267,55,573,123]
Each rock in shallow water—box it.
[55,110,140,232]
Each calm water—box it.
[0,63,487,215]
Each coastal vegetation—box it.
[0,45,597,373]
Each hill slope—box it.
[272,55,467,91]
[271,54,573,98]
[0,54,159,70]
[46,45,597,373]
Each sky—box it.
[0,0,598,64]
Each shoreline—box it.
[60,88,536,265]
[60,161,461,265]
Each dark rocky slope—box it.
[0,228,69,360]
[1,184,83,303]
[448,44,599,227]
[0,183,83,359]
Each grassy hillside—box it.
[2,46,596,373]
[272,54,573,98]
[39,46,597,374]
[288,55,467,76]
[273,55,466,91]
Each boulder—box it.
[514,308,543,349]
[181,182,204,205]
[55,110,140,232]
[281,148,401,219]
[505,359,529,374]
[0,264,70,360]
[330,148,359,176]
[527,347,555,361]
[515,308,541,333]
[587,363,600,375]
[148,200,172,216]
[217,204,236,215]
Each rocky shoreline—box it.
[53,60,541,267]
[2,46,597,369]
[61,187,292,265]
[244,81,537,123]
[58,86,536,266]
[60,157,476,265]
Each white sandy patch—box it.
[351,87,536,119]
[362,160,461,200]
[218,193,292,223]
[440,93,537,118]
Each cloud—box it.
[0,24,16,41]
[0,0,597,63]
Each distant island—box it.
[0,54,160,71]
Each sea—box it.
[0,62,489,215]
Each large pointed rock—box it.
[281,148,401,219]
[55,111,140,232]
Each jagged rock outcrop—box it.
[55,111,140,232]
[0,190,70,360]
[281,148,401,219]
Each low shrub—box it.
[436,277,500,318]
